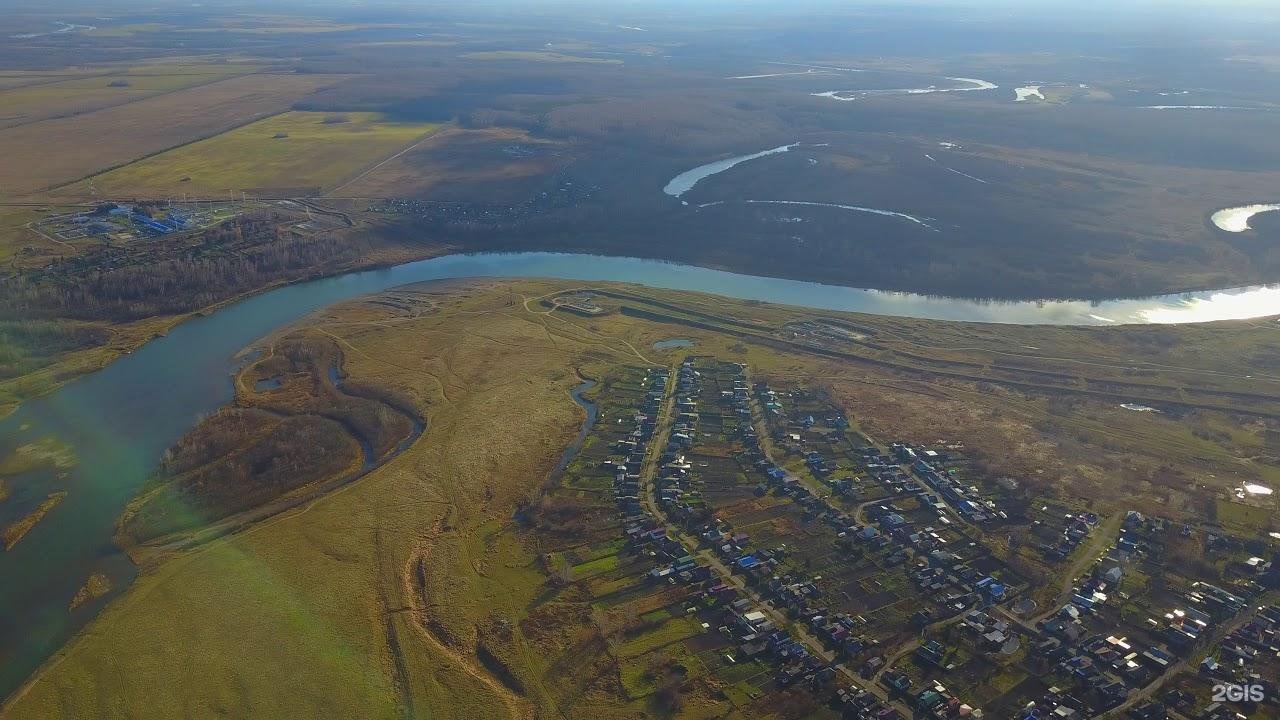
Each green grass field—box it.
[90,111,441,197]
[0,207,48,263]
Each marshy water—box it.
[653,338,695,349]
[548,379,599,482]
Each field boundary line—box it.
[325,122,452,197]
[38,74,358,196]
[0,68,265,133]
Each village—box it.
[535,352,1279,719]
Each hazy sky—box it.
[473,0,1280,25]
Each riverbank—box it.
[0,230,453,418]
[6,246,1280,421]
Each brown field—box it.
[0,63,260,129]
[335,127,572,201]
[0,69,106,91]
[0,73,347,197]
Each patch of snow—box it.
[1120,403,1159,413]
[663,143,800,198]
[813,76,997,102]
[766,61,864,73]
[740,200,935,230]
[943,167,989,184]
[1134,285,1280,324]
[946,77,999,91]
[1014,85,1045,102]
[926,152,987,183]
[729,69,828,79]
[811,90,857,102]
[12,21,96,38]
[1211,204,1280,232]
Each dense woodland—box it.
[0,213,364,322]
[0,319,109,382]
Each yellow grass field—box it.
[0,63,261,129]
[89,112,442,197]
[0,73,346,197]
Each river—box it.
[547,378,599,482]
[2,249,1279,701]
